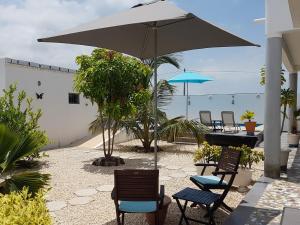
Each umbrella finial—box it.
[184,68,186,73]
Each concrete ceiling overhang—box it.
[288,0,300,27]
[283,29,300,72]
[283,1,300,72]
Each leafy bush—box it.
[0,188,52,225]
[0,84,48,159]
[194,142,264,169]
[194,141,222,163]
[234,145,264,169]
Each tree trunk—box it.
[99,111,107,157]
[142,140,152,152]
[107,115,111,157]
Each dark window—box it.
[69,93,80,104]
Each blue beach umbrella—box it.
[168,71,213,119]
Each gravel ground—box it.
[41,140,264,225]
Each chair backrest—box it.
[114,169,159,202]
[221,111,236,127]
[217,147,241,172]
[200,111,212,126]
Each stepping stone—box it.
[74,188,97,197]
[69,197,94,206]
[159,176,172,181]
[182,167,196,172]
[169,172,186,178]
[166,165,181,170]
[97,185,114,192]
[47,201,67,212]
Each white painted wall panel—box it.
[0,59,5,91]
[2,60,97,149]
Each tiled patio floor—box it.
[224,133,300,225]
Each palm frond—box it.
[1,172,50,195]
[0,124,17,164]
[156,80,175,108]
[143,54,181,70]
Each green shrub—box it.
[194,142,264,169]
[0,188,52,225]
[234,145,264,169]
[0,84,48,159]
[194,141,222,163]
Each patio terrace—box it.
[42,140,264,225]
[224,133,300,225]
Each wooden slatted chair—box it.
[113,169,164,225]
[190,147,241,212]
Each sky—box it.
[0,0,267,95]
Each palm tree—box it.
[121,55,179,152]
[0,124,50,195]
[260,66,286,85]
[123,54,209,151]
[281,88,295,134]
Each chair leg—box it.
[175,199,189,225]
[221,202,233,212]
[116,211,121,225]
[155,211,159,225]
[121,213,125,225]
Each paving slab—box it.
[69,197,94,206]
[47,201,67,212]
[74,188,97,197]
[97,185,114,192]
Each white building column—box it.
[264,37,282,178]
[288,73,298,132]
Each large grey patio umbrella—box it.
[38,0,258,169]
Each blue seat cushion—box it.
[191,175,227,185]
[119,201,157,213]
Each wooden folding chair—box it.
[113,169,164,225]
[190,147,241,212]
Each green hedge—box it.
[0,188,52,225]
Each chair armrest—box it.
[159,185,165,209]
[194,163,218,167]
[194,163,217,176]
[212,171,238,176]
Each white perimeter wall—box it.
[2,60,97,149]
[165,94,265,124]
[0,59,5,91]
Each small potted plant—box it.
[230,145,264,190]
[287,127,299,147]
[240,110,256,134]
[193,142,221,175]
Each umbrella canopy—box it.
[168,71,213,119]
[168,71,213,84]
[38,1,258,59]
[38,0,259,169]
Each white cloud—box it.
[0,0,142,68]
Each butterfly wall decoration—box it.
[36,93,44,99]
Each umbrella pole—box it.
[186,82,189,120]
[153,24,158,170]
